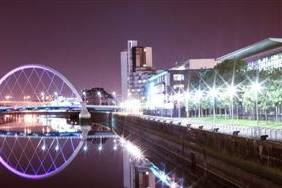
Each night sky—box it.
[0,0,281,94]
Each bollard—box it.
[260,135,268,141]
[233,131,240,136]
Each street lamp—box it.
[112,91,117,105]
[174,91,183,118]
[208,87,219,121]
[185,91,190,118]
[227,84,237,121]
[97,91,101,105]
[23,96,31,101]
[250,81,262,124]
[5,95,12,100]
[98,137,103,151]
[195,89,203,118]
[41,92,45,102]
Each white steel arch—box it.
[0,64,82,103]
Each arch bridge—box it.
[0,64,91,118]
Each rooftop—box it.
[217,38,282,62]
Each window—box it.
[173,74,184,81]
[173,84,184,90]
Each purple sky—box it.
[0,0,281,94]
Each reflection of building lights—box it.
[120,137,126,147]
[83,144,88,151]
[119,137,143,159]
[23,114,36,124]
[41,144,46,151]
[125,141,143,160]
[170,181,178,188]
[23,95,31,100]
[113,144,117,150]
[98,144,103,151]
[55,145,59,151]
[149,164,171,186]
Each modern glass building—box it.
[217,38,282,71]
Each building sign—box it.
[247,52,282,71]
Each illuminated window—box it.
[173,74,184,81]
[173,84,184,90]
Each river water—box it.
[0,114,183,188]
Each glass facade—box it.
[247,52,282,71]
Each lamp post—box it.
[112,91,117,105]
[177,91,182,118]
[250,81,262,125]
[227,84,236,121]
[97,91,101,105]
[41,92,45,102]
[5,95,12,101]
[195,89,203,118]
[185,90,190,118]
[208,87,218,121]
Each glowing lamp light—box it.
[125,141,143,160]
[120,137,126,147]
[250,81,262,93]
[120,99,142,115]
[227,85,237,96]
[5,95,12,100]
[208,87,219,97]
[194,89,203,102]
[170,181,178,188]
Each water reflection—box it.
[0,114,183,188]
[0,115,84,179]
